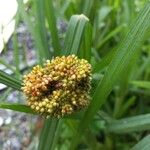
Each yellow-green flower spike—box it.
[22,55,92,118]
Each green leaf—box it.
[93,47,116,73]
[0,88,12,102]
[96,24,125,49]
[38,118,60,150]
[81,0,93,17]
[64,14,89,56]
[45,0,61,56]
[0,59,16,73]
[115,96,136,118]
[0,102,81,120]
[13,31,20,76]
[107,114,150,133]
[17,0,49,64]
[35,0,51,59]
[130,80,150,89]
[0,70,22,90]
[13,13,21,76]
[63,15,80,54]
[0,103,36,114]
[130,135,150,150]
[71,2,150,149]
[79,23,92,62]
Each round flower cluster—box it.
[22,55,92,118]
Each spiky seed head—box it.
[22,55,92,118]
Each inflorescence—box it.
[22,55,92,118]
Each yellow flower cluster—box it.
[22,55,91,118]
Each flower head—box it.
[22,55,92,118]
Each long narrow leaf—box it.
[0,103,81,119]
[79,23,92,62]
[0,103,36,114]
[17,0,47,64]
[64,14,89,55]
[0,59,16,73]
[107,114,150,133]
[38,118,52,150]
[13,32,20,75]
[13,13,20,76]
[38,118,60,150]
[35,0,51,59]
[96,24,125,49]
[130,80,150,89]
[63,15,80,54]
[0,70,22,90]
[93,47,116,73]
[81,0,93,17]
[70,15,89,55]
[45,0,61,56]
[130,135,150,150]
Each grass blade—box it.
[70,15,89,55]
[17,0,49,64]
[13,32,20,76]
[38,118,52,150]
[130,135,150,150]
[130,80,150,89]
[13,13,20,76]
[0,70,22,90]
[0,88,12,101]
[38,118,61,150]
[79,23,92,61]
[64,14,89,55]
[35,0,51,59]
[45,0,61,56]
[96,24,125,49]
[81,0,93,17]
[0,103,36,114]
[63,15,80,54]
[0,103,82,119]
[93,47,116,73]
[107,114,150,133]
[0,59,16,73]
[44,119,60,150]
[71,2,150,149]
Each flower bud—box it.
[22,55,91,118]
